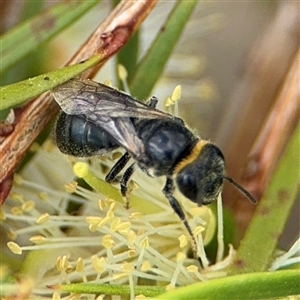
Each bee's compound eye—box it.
[176,171,198,203]
[175,143,225,206]
[176,166,223,206]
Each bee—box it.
[52,78,256,262]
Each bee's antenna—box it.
[223,175,257,204]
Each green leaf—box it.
[0,55,103,110]
[18,1,45,23]
[230,123,300,274]
[0,0,101,73]
[154,270,300,300]
[116,30,140,87]
[129,0,199,99]
[52,283,165,297]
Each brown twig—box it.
[234,48,300,235]
[243,49,300,197]
[215,2,299,236]
[0,0,158,204]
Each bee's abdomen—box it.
[55,112,119,157]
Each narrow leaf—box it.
[130,0,199,99]
[51,283,165,297]
[154,270,300,300]
[0,55,103,110]
[230,123,300,274]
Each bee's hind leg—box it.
[105,152,136,209]
[120,163,136,209]
[105,151,131,184]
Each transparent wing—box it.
[51,78,173,157]
[52,78,173,119]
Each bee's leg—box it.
[105,152,131,184]
[163,177,202,268]
[147,96,158,108]
[120,163,135,209]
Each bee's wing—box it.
[52,79,173,119]
[52,79,173,157]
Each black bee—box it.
[52,78,256,261]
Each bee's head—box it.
[175,142,225,206]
